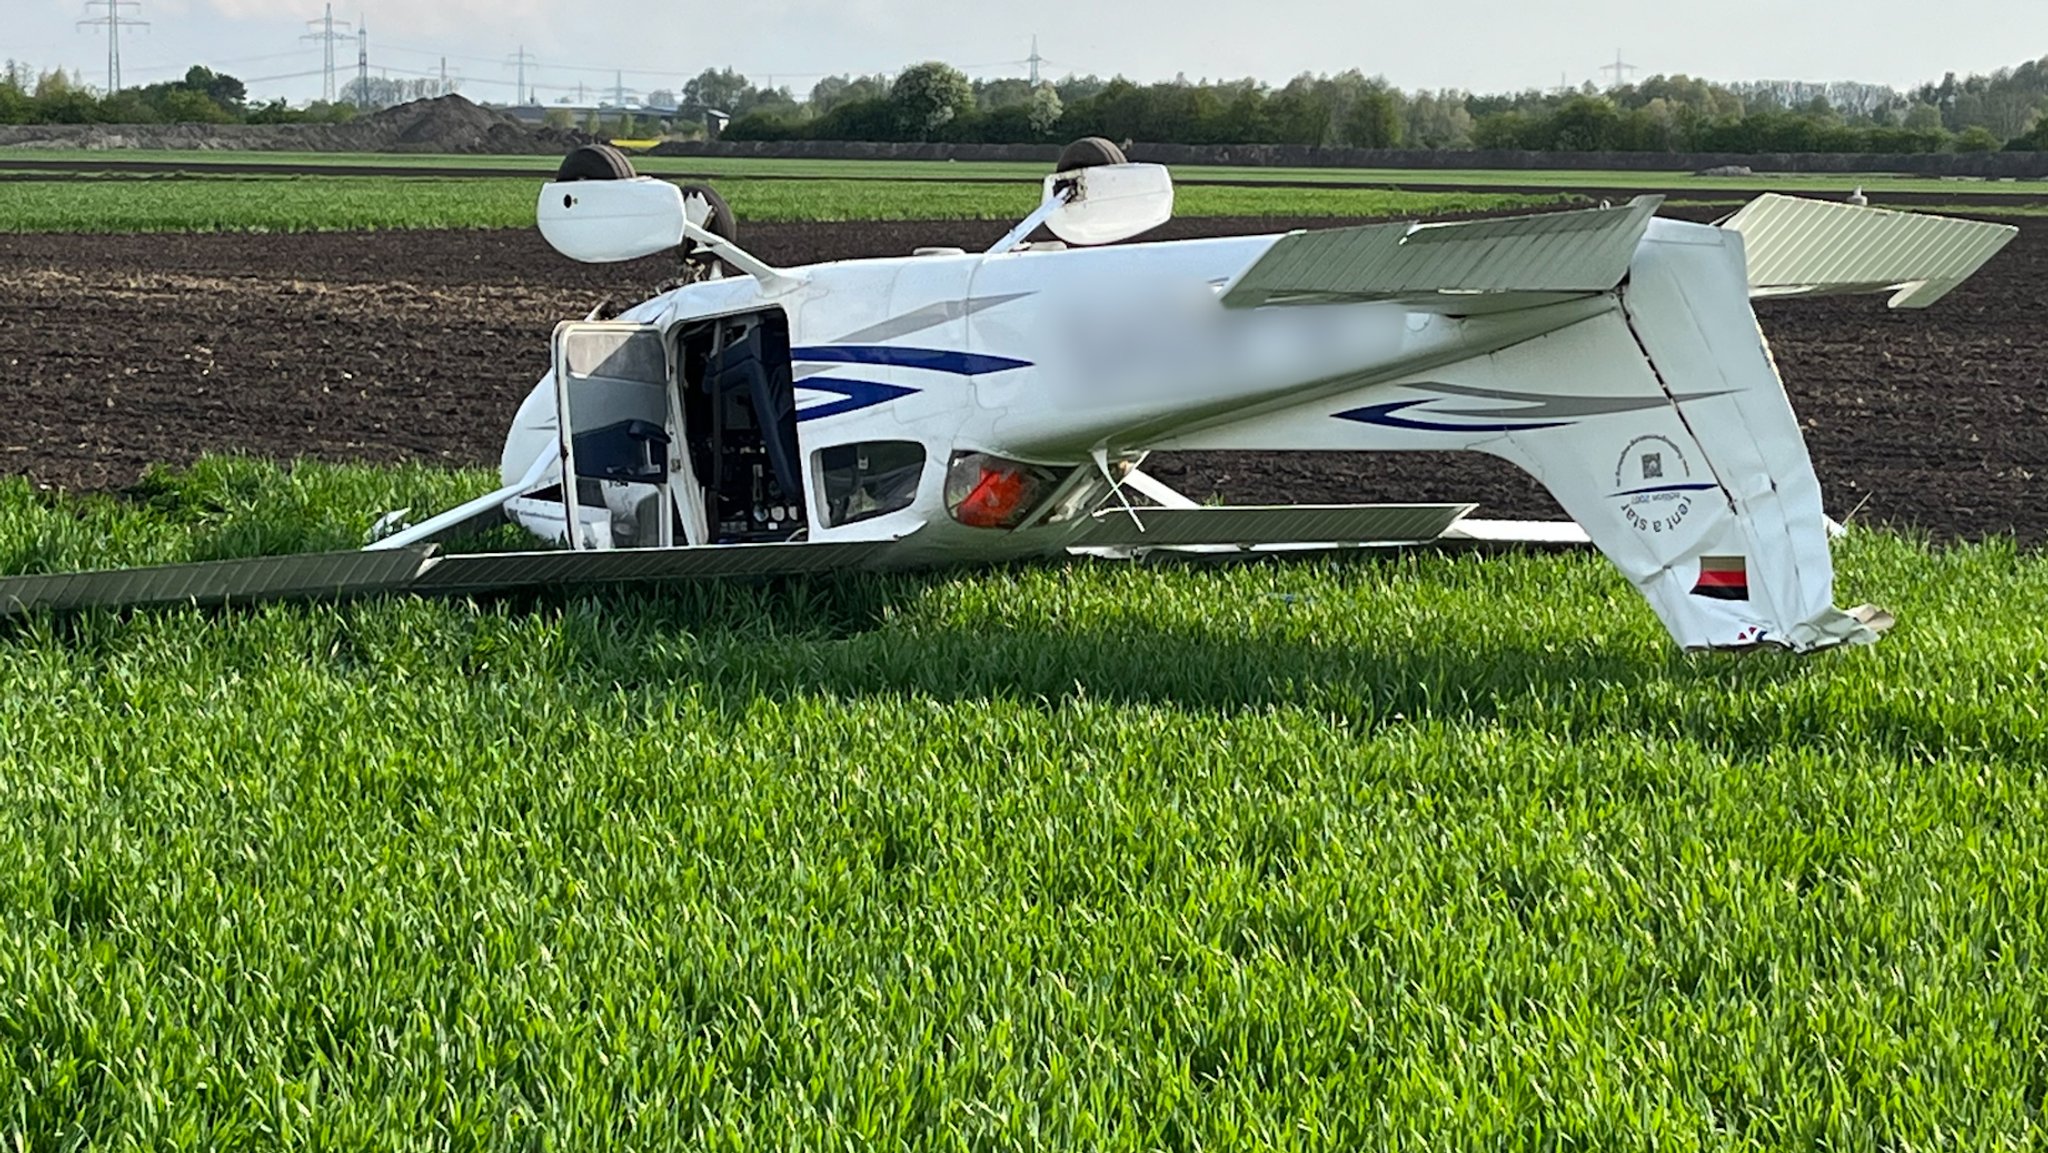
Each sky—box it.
[8,0,2043,105]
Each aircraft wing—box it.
[1072,503,1475,552]
[1718,193,2017,308]
[1219,197,1662,312]
[0,539,900,619]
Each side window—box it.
[818,441,927,527]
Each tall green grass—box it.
[3,458,2047,1148]
[0,175,1563,232]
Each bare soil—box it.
[4,215,2044,541]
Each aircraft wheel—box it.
[677,182,738,241]
[555,143,637,181]
[1056,136,1127,172]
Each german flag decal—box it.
[1691,556,1750,601]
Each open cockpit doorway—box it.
[551,307,805,550]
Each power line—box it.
[122,48,321,82]
[1598,49,1638,89]
[300,3,352,103]
[506,45,538,105]
[236,67,331,86]
[77,0,147,94]
[356,19,369,105]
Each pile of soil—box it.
[0,95,591,155]
[2,215,2043,542]
[365,95,590,153]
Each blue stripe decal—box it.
[791,345,1032,376]
[1335,400,1572,434]
[1610,482,1720,497]
[795,377,919,422]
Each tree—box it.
[808,74,850,112]
[1903,102,1944,132]
[1266,74,1334,146]
[974,77,1035,110]
[1055,74,1109,104]
[0,64,29,125]
[182,66,246,112]
[644,88,678,111]
[891,61,973,139]
[1472,110,1536,149]
[1342,85,1402,148]
[1549,95,1622,150]
[2006,116,2048,150]
[809,73,888,114]
[1026,83,1063,137]
[1955,124,2002,151]
[30,68,96,123]
[157,88,231,123]
[1404,89,1474,149]
[683,67,750,113]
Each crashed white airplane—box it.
[0,142,2017,651]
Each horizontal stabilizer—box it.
[1220,196,1662,310]
[1075,503,1473,550]
[0,539,900,618]
[1720,194,2017,308]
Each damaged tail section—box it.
[1168,213,1923,652]
[1545,216,1885,651]
[1430,221,1884,652]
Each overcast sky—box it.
[10,0,2043,104]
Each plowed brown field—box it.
[5,215,2043,540]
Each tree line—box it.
[7,54,2048,154]
[720,59,2048,153]
[0,62,455,126]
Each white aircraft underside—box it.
[0,159,2019,653]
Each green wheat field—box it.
[3,459,2047,1148]
[4,160,2048,1148]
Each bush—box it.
[1955,125,2003,152]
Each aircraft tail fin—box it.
[1166,218,1896,652]
[1471,220,1891,651]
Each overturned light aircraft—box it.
[0,142,2017,651]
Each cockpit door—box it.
[552,322,691,550]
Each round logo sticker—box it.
[1612,434,1708,534]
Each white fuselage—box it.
[502,230,1608,562]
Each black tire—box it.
[1055,136,1127,173]
[677,182,738,241]
[555,143,636,182]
